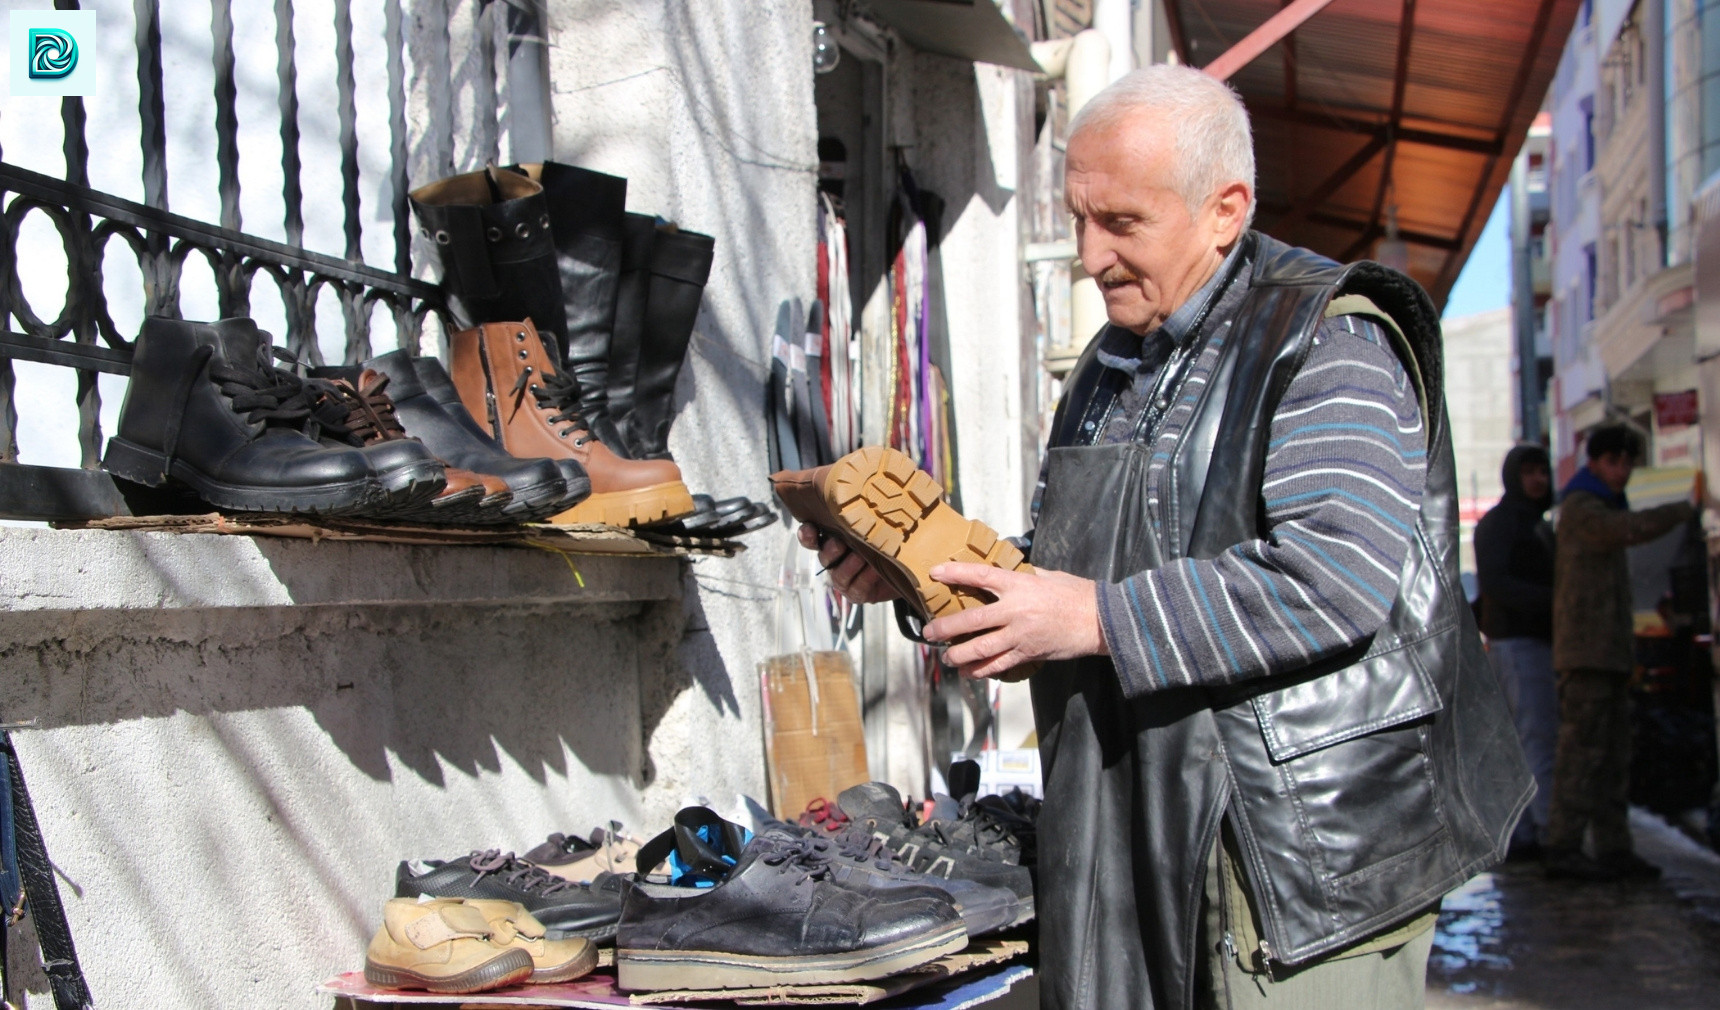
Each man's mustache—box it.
[1098,264,1140,285]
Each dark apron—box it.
[1030,442,1231,1010]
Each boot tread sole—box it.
[550,481,696,528]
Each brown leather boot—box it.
[450,320,696,527]
[772,446,1039,681]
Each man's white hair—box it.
[1068,64,1256,225]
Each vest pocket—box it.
[1251,643,1443,763]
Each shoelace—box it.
[466,849,577,897]
[508,366,593,445]
[955,797,1020,850]
[159,343,323,479]
[309,372,415,447]
[756,836,835,888]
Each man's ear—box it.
[1208,180,1252,246]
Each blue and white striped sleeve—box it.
[1094,315,1427,697]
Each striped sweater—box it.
[1091,309,1427,697]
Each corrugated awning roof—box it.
[1165,0,1584,306]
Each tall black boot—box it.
[623,223,715,460]
[408,167,569,358]
[604,213,659,458]
[510,162,634,455]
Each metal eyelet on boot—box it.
[418,227,429,238]
[486,226,502,242]
[515,331,527,342]
[518,348,530,360]
[434,230,451,245]
[539,214,550,228]
[515,222,531,239]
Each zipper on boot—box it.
[475,326,503,438]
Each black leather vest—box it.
[1038,232,1531,988]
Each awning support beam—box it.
[1201,0,1341,82]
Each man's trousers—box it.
[1544,667,1634,854]
[1490,637,1557,844]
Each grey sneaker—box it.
[615,807,968,991]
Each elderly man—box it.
[802,65,1528,1009]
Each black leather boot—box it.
[622,223,714,460]
[408,167,568,357]
[512,162,633,455]
[360,350,587,518]
[604,213,659,457]
[104,317,396,514]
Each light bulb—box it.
[813,21,841,74]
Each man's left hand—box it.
[922,564,1108,679]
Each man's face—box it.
[1065,110,1250,334]
[1518,461,1550,502]
[1591,451,1634,492]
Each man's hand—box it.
[796,523,901,604]
[923,563,1108,679]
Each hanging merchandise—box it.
[885,168,958,506]
[817,193,858,458]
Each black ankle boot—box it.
[104,317,393,514]
[622,223,714,460]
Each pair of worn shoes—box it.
[801,781,1035,925]
[614,807,971,991]
[364,897,597,994]
[395,848,626,942]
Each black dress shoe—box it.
[360,350,581,519]
[104,317,387,515]
[615,807,967,991]
[396,850,623,942]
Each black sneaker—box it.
[759,821,1020,937]
[615,807,968,991]
[396,850,623,941]
[816,783,1035,923]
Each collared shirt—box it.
[1094,244,1243,445]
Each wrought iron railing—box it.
[0,0,547,522]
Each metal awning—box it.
[862,0,1042,72]
[1166,0,1585,306]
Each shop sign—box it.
[1654,389,1700,429]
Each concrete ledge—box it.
[0,527,683,611]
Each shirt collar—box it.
[1095,243,1243,372]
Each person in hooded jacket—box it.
[1545,424,1694,881]
[1475,444,1556,857]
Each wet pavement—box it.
[1427,807,1720,1009]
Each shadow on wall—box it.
[0,598,695,788]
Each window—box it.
[1585,243,1598,322]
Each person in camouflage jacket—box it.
[1546,425,1694,881]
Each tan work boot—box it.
[364,897,534,994]
[772,446,1039,680]
[449,320,696,527]
[465,899,599,983]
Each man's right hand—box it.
[796,524,901,604]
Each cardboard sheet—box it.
[759,650,870,819]
[317,939,1028,1009]
[69,513,742,557]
